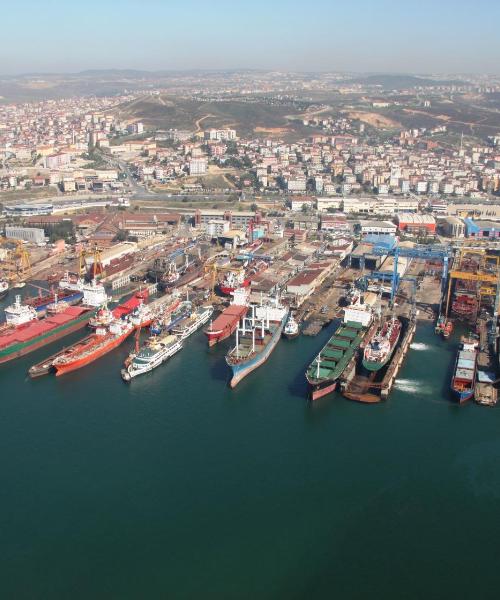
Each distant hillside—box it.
[112,95,315,140]
[351,74,464,89]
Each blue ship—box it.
[226,303,288,388]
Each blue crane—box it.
[369,244,453,303]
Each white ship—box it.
[121,333,183,381]
[172,305,214,340]
[82,280,109,307]
[59,272,85,292]
[4,295,38,327]
[343,292,377,327]
[283,313,299,338]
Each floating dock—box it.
[340,317,416,403]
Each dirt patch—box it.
[254,126,290,135]
[346,111,401,129]
[402,109,450,121]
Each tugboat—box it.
[283,313,299,339]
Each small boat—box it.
[283,314,299,339]
[442,319,453,339]
[0,280,8,300]
[13,282,26,289]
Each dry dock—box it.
[340,317,416,403]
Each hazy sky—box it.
[1,0,499,74]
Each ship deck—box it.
[0,306,91,350]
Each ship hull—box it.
[204,305,247,347]
[122,343,182,381]
[31,291,83,315]
[309,380,337,401]
[54,329,134,376]
[0,310,94,365]
[227,312,288,388]
[205,320,239,346]
[218,280,250,296]
[362,355,392,372]
[452,387,474,404]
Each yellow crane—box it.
[204,262,244,302]
[0,237,31,281]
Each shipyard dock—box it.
[340,316,416,403]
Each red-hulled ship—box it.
[50,294,156,375]
[204,288,249,347]
[0,303,95,365]
[52,319,134,376]
[89,289,149,329]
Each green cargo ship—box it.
[306,321,367,400]
[0,305,94,365]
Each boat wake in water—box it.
[410,342,431,351]
[394,378,433,394]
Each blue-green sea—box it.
[1,289,500,599]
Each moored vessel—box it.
[362,316,402,372]
[451,336,478,403]
[0,301,95,365]
[204,287,249,347]
[171,305,214,340]
[121,333,183,381]
[52,319,134,376]
[25,288,83,315]
[283,313,299,339]
[306,295,374,400]
[226,296,288,388]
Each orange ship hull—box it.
[54,329,134,376]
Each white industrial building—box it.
[5,226,45,244]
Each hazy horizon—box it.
[1,0,498,75]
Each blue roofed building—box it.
[464,218,500,239]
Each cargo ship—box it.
[362,316,402,372]
[0,280,8,300]
[0,298,94,365]
[52,319,134,376]
[451,337,478,403]
[121,333,183,381]
[204,288,249,347]
[25,288,83,315]
[306,296,373,400]
[226,297,288,388]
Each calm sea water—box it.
[1,291,500,599]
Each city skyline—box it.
[1,0,499,75]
